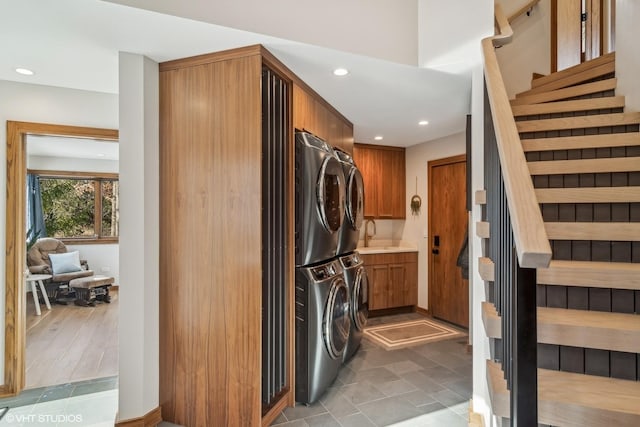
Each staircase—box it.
[482,52,640,426]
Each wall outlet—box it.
[101,266,111,273]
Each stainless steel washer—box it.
[295,131,345,266]
[295,259,350,404]
[335,149,364,256]
[339,251,368,362]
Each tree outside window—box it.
[36,172,119,243]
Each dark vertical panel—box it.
[585,349,610,377]
[537,285,547,307]
[612,290,635,313]
[610,352,637,380]
[589,288,611,312]
[546,286,568,308]
[567,287,588,310]
[560,346,585,374]
[538,344,560,370]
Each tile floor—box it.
[0,377,118,427]
[273,313,472,427]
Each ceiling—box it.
[1,0,473,147]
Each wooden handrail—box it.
[481,4,552,268]
[508,0,541,24]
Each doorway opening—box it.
[5,121,119,395]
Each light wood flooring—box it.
[25,289,118,389]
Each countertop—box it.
[356,241,418,255]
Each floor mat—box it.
[363,318,466,350]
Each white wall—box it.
[419,0,498,74]
[616,0,640,111]
[117,53,159,422]
[105,0,419,66]
[0,79,117,380]
[28,155,118,174]
[496,0,551,98]
[401,132,466,310]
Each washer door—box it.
[345,167,364,231]
[323,278,350,359]
[317,156,346,233]
[352,267,369,331]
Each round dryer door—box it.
[352,267,369,331]
[346,168,364,231]
[317,156,346,233]
[323,278,350,359]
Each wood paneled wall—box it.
[159,51,263,426]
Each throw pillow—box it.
[49,251,82,274]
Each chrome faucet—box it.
[364,219,376,247]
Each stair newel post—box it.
[511,254,538,426]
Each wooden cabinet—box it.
[157,46,292,427]
[293,83,354,153]
[352,144,405,218]
[362,252,417,310]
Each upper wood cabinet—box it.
[293,83,354,153]
[353,143,406,219]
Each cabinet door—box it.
[293,85,316,133]
[341,121,354,154]
[388,263,406,308]
[368,264,389,310]
[391,150,406,219]
[403,261,418,306]
[377,150,394,218]
[353,146,379,218]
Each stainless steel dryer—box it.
[335,149,364,256]
[339,251,368,362]
[295,131,345,267]
[295,259,350,404]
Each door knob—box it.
[432,249,439,254]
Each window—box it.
[34,171,119,243]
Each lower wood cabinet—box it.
[362,252,417,310]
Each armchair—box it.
[27,238,94,302]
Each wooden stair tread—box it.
[510,78,617,107]
[486,360,640,426]
[511,96,625,117]
[538,307,640,353]
[530,52,615,89]
[538,260,640,290]
[478,257,495,281]
[517,61,615,98]
[545,222,640,241]
[535,186,640,203]
[476,221,490,238]
[528,157,640,175]
[481,302,501,339]
[539,369,640,427]
[522,132,640,152]
[516,112,640,133]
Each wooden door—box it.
[428,155,468,327]
[552,0,604,72]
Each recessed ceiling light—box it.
[15,67,34,76]
[418,120,429,126]
[374,136,383,141]
[333,68,349,76]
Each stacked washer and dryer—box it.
[294,131,369,404]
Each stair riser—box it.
[520,124,639,143]
[515,107,624,122]
[517,113,640,133]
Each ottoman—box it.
[69,275,115,307]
